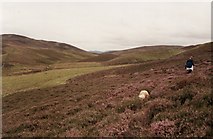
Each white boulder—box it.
[139,90,149,99]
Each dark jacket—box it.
[185,59,194,68]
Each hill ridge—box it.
[1,34,97,69]
[1,34,87,52]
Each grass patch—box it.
[2,65,120,96]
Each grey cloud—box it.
[2,2,211,51]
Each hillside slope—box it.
[2,42,212,137]
[1,34,96,66]
[82,45,183,65]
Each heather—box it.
[2,42,212,137]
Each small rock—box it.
[138,90,149,99]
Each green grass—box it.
[51,62,102,69]
[2,62,102,76]
[2,65,120,97]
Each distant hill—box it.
[81,53,118,62]
[89,50,104,54]
[114,42,212,74]
[1,34,96,67]
[177,42,212,61]
[83,45,184,65]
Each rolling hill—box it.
[82,45,184,65]
[2,42,212,137]
[1,34,96,67]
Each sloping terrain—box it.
[2,64,123,96]
[82,45,183,65]
[2,42,212,137]
[1,34,96,66]
[81,53,118,62]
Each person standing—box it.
[185,56,194,73]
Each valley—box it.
[1,34,212,137]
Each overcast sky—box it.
[1,2,211,51]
